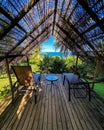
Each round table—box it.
[46,75,58,88]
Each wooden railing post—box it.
[76,55,79,68]
[26,55,30,66]
[92,57,100,89]
[5,58,13,101]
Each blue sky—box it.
[40,35,59,52]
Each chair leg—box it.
[34,89,37,104]
[63,75,65,85]
[69,84,71,101]
[89,84,91,101]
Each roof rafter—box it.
[56,34,89,59]
[52,0,58,35]
[56,23,88,56]
[55,30,76,52]
[10,32,52,63]
[0,54,25,60]
[61,17,100,56]
[0,0,40,40]
[55,30,82,56]
[77,0,104,33]
[25,33,51,55]
[5,10,54,56]
[82,23,97,35]
[0,6,27,33]
[18,23,52,55]
[64,0,72,18]
[67,2,78,20]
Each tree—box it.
[29,46,41,71]
[53,39,70,57]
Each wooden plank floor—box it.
[0,74,104,130]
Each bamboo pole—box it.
[26,55,30,66]
[76,55,79,68]
[92,57,100,89]
[5,58,13,101]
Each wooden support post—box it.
[26,55,30,66]
[5,58,13,101]
[92,57,100,89]
[76,55,79,68]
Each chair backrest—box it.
[12,66,34,87]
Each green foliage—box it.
[0,85,11,98]
[29,47,41,72]
[38,55,53,73]
[38,55,74,73]
[0,74,16,99]
[50,57,68,73]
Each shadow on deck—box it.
[0,74,104,130]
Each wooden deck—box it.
[0,74,104,130]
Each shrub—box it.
[0,85,11,98]
[50,57,68,73]
[38,56,69,73]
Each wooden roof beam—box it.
[64,0,72,18]
[56,23,88,57]
[55,30,91,60]
[18,24,52,54]
[25,33,51,55]
[5,10,54,56]
[0,0,40,40]
[67,2,78,20]
[54,30,72,50]
[0,6,27,33]
[55,27,77,51]
[77,0,104,33]
[10,23,52,60]
[14,34,51,63]
[55,35,75,54]
[82,23,97,35]
[9,30,49,63]
[60,0,66,16]
[62,17,100,56]
[55,30,80,56]
[55,25,87,57]
[0,11,53,63]
[0,6,13,21]
[74,0,100,27]
[52,0,58,35]
[0,54,25,60]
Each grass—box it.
[94,82,104,99]
[81,78,104,99]
[0,74,16,99]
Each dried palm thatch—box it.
[0,0,104,66]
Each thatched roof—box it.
[0,0,104,64]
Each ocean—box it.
[40,52,72,57]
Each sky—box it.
[40,35,60,52]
